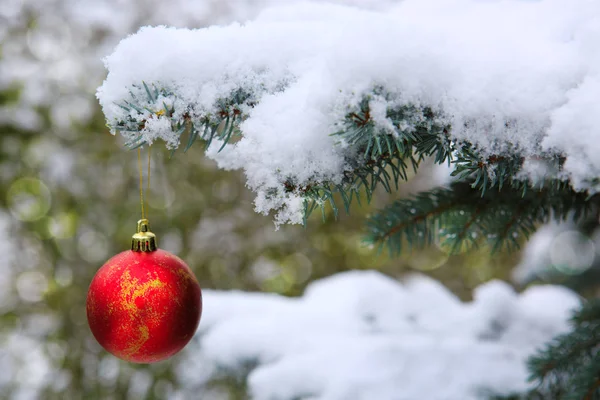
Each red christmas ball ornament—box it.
[86,219,202,363]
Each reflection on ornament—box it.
[86,219,202,363]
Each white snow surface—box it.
[188,270,580,400]
[98,0,600,224]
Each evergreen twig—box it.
[366,181,597,256]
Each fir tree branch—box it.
[451,146,525,195]
[516,301,600,400]
[111,83,253,152]
[288,92,452,221]
[488,302,600,400]
[583,375,600,400]
[107,82,587,244]
[366,181,598,256]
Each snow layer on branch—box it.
[98,0,600,223]
[182,270,579,399]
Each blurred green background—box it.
[0,1,521,399]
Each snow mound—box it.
[98,0,600,224]
[188,270,580,400]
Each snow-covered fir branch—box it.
[98,1,600,228]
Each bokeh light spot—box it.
[435,232,475,255]
[7,178,51,222]
[282,253,313,284]
[262,275,293,293]
[98,356,119,386]
[54,265,73,287]
[549,230,595,275]
[47,212,78,239]
[16,271,48,303]
[407,247,449,271]
[77,230,109,264]
[26,18,72,61]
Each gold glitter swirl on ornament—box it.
[115,269,169,356]
[118,269,165,317]
[124,325,150,356]
[174,265,197,289]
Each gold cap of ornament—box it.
[131,219,157,252]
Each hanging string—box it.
[132,146,156,251]
[147,145,151,218]
[137,146,152,221]
[138,148,145,220]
